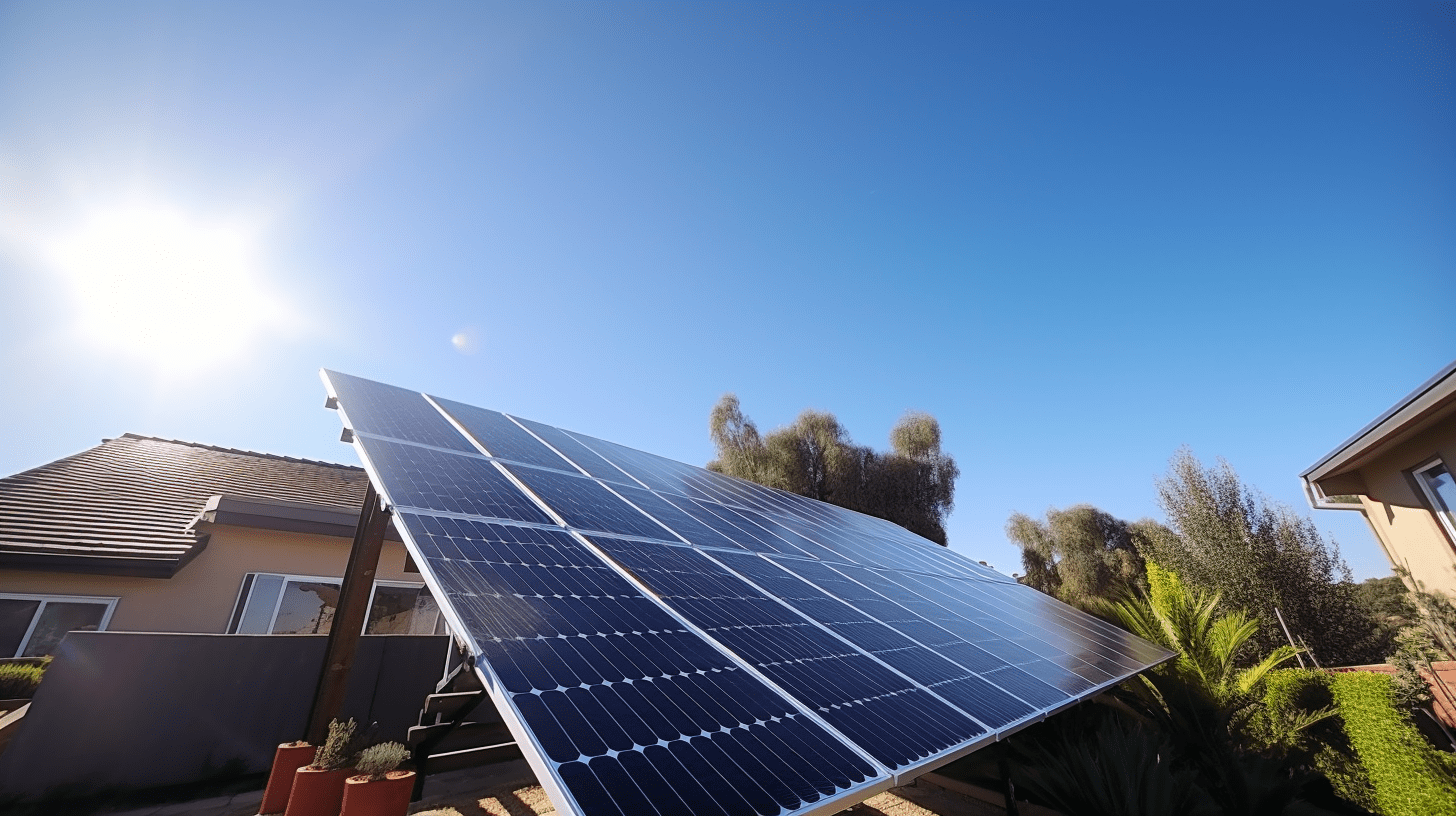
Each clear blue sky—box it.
[1,2,1451,581]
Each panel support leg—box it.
[998,741,1020,816]
[305,482,391,744]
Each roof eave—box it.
[1302,359,1456,489]
[0,549,188,578]
[190,494,400,541]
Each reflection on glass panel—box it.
[22,602,107,657]
[272,581,341,635]
[1421,463,1456,514]
[236,574,286,634]
[0,598,40,657]
[367,585,442,634]
[230,574,442,636]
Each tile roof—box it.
[0,434,367,577]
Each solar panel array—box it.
[323,371,1171,816]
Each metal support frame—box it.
[410,657,490,801]
[305,483,391,745]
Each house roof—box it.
[0,434,369,577]
[1302,359,1456,499]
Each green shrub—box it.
[1255,669,1377,812]
[354,742,409,780]
[1331,671,1456,816]
[0,661,48,699]
[1389,627,1445,710]
[1013,715,1213,816]
[311,718,357,771]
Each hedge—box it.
[1257,669,1376,811]
[1330,671,1456,816]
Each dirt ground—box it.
[414,776,1006,816]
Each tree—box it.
[1007,504,1154,609]
[1353,574,1420,662]
[1141,448,1384,667]
[707,395,959,545]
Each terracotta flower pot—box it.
[339,770,415,816]
[258,742,316,815]
[284,765,353,816]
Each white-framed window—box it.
[0,593,118,658]
[226,573,445,636]
[1414,458,1456,544]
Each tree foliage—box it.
[1105,562,1300,717]
[1008,504,1155,609]
[707,395,959,545]
[1140,448,1384,667]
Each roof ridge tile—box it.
[115,433,360,470]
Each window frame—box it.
[225,572,441,635]
[0,592,118,658]
[1412,457,1456,546]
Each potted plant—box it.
[258,740,316,815]
[340,742,414,816]
[284,718,357,816]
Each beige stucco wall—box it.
[1354,420,1456,597]
[0,524,421,634]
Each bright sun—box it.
[49,206,283,370]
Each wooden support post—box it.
[305,482,391,744]
[997,741,1020,816]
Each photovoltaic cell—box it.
[327,370,478,453]
[591,536,987,769]
[724,554,1039,729]
[432,397,578,471]
[501,464,677,541]
[361,437,554,525]
[510,417,635,483]
[321,371,1173,816]
[403,513,877,815]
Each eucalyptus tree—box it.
[707,395,959,545]
[1142,449,1383,667]
[1007,504,1156,609]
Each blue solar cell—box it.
[559,433,695,494]
[399,512,875,815]
[432,397,578,471]
[723,553,1038,729]
[651,495,779,552]
[509,417,635,482]
[607,484,745,549]
[591,536,985,767]
[502,464,675,540]
[357,437,554,524]
[325,370,477,452]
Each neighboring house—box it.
[0,433,442,658]
[1302,360,1456,597]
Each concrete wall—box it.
[1,523,422,635]
[0,631,451,802]
[1353,421,1456,596]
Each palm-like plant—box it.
[1107,562,1300,715]
[1101,563,1317,815]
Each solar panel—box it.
[322,370,1173,816]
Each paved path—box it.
[100,762,1007,816]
